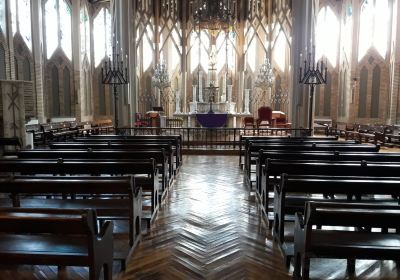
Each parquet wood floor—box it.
[121,155,290,280]
[1,155,400,279]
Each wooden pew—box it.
[239,135,339,166]
[0,208,113,280]
[50,142,177,176]
[17,149,172,193]
[255,150,400,198]
[0,137,22,156]
[0,175,141,266]
[293,202,400,280]
[245,140,362,180]
[275,174,400,265]
[245,142,378,188]
[74,134,183,169]
[0,159,159,226]
[261,159,400,225]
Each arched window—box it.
[93,8,112,67]
[273,30,287,72]
[316,6,339,67]
[80,5,90,62]
[246,29,256,72]
[359,0,390,60]
[10,0,32,50]
[190,30,209,73]
[215,31,235,74]
[45,0,72,60]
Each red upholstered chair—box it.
[256,106,273,128]
[134,113,148,127]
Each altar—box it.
[196,113,228,128]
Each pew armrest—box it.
[98,220,114,241]
[294,212,304,230]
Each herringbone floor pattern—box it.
[1,155,400,279]
[121,156,291,280]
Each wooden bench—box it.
[74,134,183,170]
[0,137,22,156]
[239,135,339,166]
[18,149,172,194]
[0,208,113,280]
[0,159,160,226]
[293,202,400,279]
[245,142,377,188]
[245,139,357,183]
[50,142,177,177]
[71,138,180,175]
[0,175,141,266]
[275,174,400,265]
[255,150,400,198]
[261,159,400,225]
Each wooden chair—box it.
[243,117,255,129]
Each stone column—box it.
[348,0,361,124]
[181,0,188,113]
[31,0,45,122]
[236,0,245,114]
[129,0,137,128]
[389,0,400,124]
[289,0,316,134]
[71,0,81,121]
[112,0,130,128]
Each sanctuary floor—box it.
[0,155,400,279]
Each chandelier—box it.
[255,58,275,89]
[152,61,171,94]
[193,0,235,34]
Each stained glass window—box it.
[45,0,72,60]
[93,8,112,67]
[316,6,339,67]
[10,0,32,50]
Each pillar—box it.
[31,0,45,122]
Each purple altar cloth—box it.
[196,113,228,128]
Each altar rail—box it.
[117,127,312,151]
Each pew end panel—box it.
[293,202,400,280]
[0,208,114,280]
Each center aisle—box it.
[120,155,290,280]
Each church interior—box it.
[1,0,400,279]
